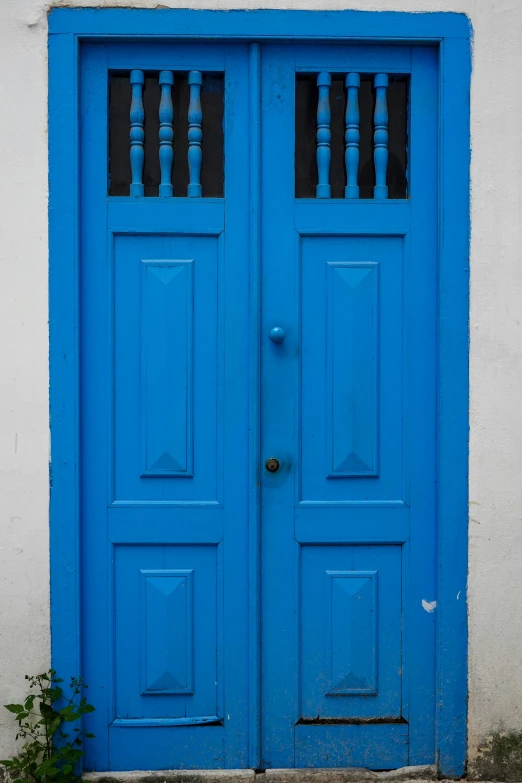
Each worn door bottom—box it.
[84,765,437,783]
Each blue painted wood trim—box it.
[49,31,81,685]
[373,73,389,199]
[158,71,174,198]
[129,70,145,197]
[316,72,331,199]
[247,42,261,769]
[345,73,360,199]
[48,11,471,775]
[436,33,471,779]
[48,9,471,40]
[187,71,203,198]
[111,716,222,727]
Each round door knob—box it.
[265,457,280,473]
[269,326,285,344]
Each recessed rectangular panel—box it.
[141,260,193,477]
[141,569,194,694]
[300,235,404,504]
[114,544,219,721]
[113,234,220,503]
[300,545,402,719]
[325,570,377,695]
[327,262,378,477]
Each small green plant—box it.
[0,670,95,783]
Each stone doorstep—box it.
[82,770,522,782]
[83,765,438,783]
[265,768,437,782]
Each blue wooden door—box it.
[259,44,438,768]
[80,42,252,770]
[80,39,438,771]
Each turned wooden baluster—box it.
[129,70,145,197]
[345,73,360,199]
[316,72,331,198]
[374,73,389,199]
[188,71,203,198]
[159,71,174,197]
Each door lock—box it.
[265,457,280,473]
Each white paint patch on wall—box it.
[0,0,521,770]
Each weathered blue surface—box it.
[49,9,471,776]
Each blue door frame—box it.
[49,9,471,776]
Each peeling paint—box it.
[421,599,437,613]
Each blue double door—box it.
[80,41,438,770]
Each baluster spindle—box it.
[130,70,145,197]
[374,73,389,199]
[316,72,331,199]
[159,71,174,198]
[345,73,360,199]
[188,71,203,198]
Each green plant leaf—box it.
[46,718,60,736]
[4,704,24,713]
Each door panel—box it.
[300,545,402,719]
[300,235,404,501]
[80,42,251,770]
[114,235,221,502]
[114,544,220,721]
[260,43,438,768]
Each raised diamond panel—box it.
[141,569,194,694]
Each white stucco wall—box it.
[1,0,521,772]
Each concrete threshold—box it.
[265,768,437,783]
[83,765,438,783]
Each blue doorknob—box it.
[269,326,285,344]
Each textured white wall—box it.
[0,0,521,771]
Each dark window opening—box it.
[108,71,224,197]
[295,74,409,199]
